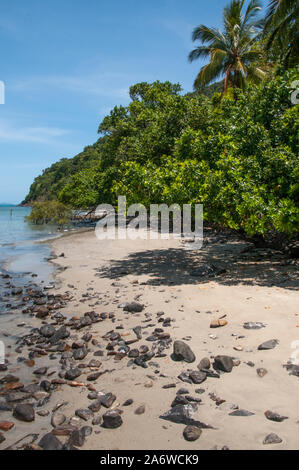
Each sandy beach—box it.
[0,227,298,450]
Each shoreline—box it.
[0,227,298,450]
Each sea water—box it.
[0,204,59,285]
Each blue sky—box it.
[0,0,267,203]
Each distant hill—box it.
[22,140,103,204]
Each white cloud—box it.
[0,119,70,144]
[11,73,131,100]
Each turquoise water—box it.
[0,205,59,281]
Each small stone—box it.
[13,404,35,422]
[0,433,5,444]
[229,409,255,416]
[37,410,50,417]
[36,306,49,319]
[265,410,288,422]
[69,428,85,447]
[40,325,56,338]
[173,341,196,363]
[210,319,227,328]
[198,357,210,370]
[38,433,63,450]
[102,410,123,428]
[73,347,88,360]
[87,372,102,381]
[258,340,278,351]
[88,399,102,413]
[51,413,66,428]
[123,399,133,406]
[263,433,282,445]
[33,367,48,376]
[214,355,234,373]
[189,371,207,384]
[75,409,93,421]
[243,322,266,330]
[135,405,146,415]
[65,368,82,381]
[257,368,268,377]
[177,388,189,395]
[92,416,102,426]
[40,380,52,392]
[0,421,14,431]
[162,383,176,389]
[99,393,116,408]
[122,302,144,313]
[178,372,192,384]
[183,425,202,442]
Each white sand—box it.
[0,228,298,450]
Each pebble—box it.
[121,302,144,313]
[265,410,288,422]
[99,393,116,408]
[38,433,63,450]
[65,368,82,381]
[243,322,266,330]
[75,409,93,421]
[0,421,14,431]
[13,403,35,422]
[135,405,146,415]
[102,410,123,428]
[173,341,196,363]
[197,357,210,370]
[214,355,234,373]
[189,371,207,384]
[229,409,255,416]
[257,368,268,377]
[123,399,133,406]
[258,339,278,350]
[51,413,66,428]
[183,425,202,442]
[263,433,282,445]
[210,319,227,328]
[68,428,86,447]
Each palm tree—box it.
[264,0,299,67]
[188,0,266,92]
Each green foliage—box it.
[24,70,299,237]
[264,0,299,67]
[188,0,266,92]
[26,201,72,226]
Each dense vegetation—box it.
[24,0,298,238]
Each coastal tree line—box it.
[25,0,298,238]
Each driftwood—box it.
[3,433,39,450]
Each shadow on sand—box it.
[96,238,298,290]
